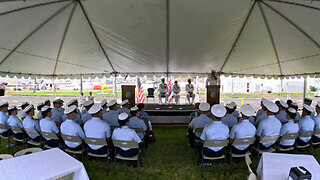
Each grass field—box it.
[2,126,320,180]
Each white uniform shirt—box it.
[189,114,212,137]
[222,114,238,128]
[60,119,85,148]
[230,119,256,150]
[185,84,194,94]
[256,115,282,147]
[129,116,147,139]
[206,76,220,86]
[102,110,119,127]
[23,115,40,139]
[314,114,320,138]
[84,117,111,150]
[298,115,315,142]
[276,110,288,123]
[279,120,299,146]
[8,115,23,133]
[173,84,181,94]
[112,126,141,151]
[200,121,229,152]
[40,117,59,140]
[158,83,168,94]
[0,111,9,133]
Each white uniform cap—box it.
[317,101,320,108]
[107,99,117,107]
[211,104,226,118]
[240,104,255,117]
[118,112,129,121]
[100,99,108,106]
[67,99,77,107]
[0,102,8,107]
[199,103,210,112]
[264,101,279,113]
[130,106,138,111]
[226,103,234,110]
[64,105,77,115]
[121,99,129,106]
[88,104,102,114]
[230,102,237,108]
[262,99,270,108]
[84,100,94,107]
[279,100,288,108]
[53,98,64,103]
[8,106,17,111]
[24,104,34,113]
[287,107,296,114]
[41,105,51,112]
[303,104,314,113]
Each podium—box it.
[207,85,220,106]
[121,85,136,106]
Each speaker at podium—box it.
[207,85,220,106]
[121,85,136,106]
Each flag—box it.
[137,77,145,103]
[168,76,173,103]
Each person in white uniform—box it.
[188,103,212,148]
[304,98,315,120]
[79,92,86,108]
[198,104,229,158]
[256,100,281,150]
[129,107,147,140]
[36,103,45,120]
[40,106,60,147]
[172,81,181,104]
[222,103,238,128]
[206,70,220,86]
[117,99,131,115]
[84,104,111,155]
[312,101,320,143]
[51,98,64,124]
[290,102,301,121]
[112,113,141,160]
[229,102,240,118]
[18,102,29,120]
[100,99,108,114]
[297,104,315,146]
[81,100,94,125]
[158,78,169,104]
[44,99,51,107]
[255,99,268,126]
[229,104,256,154]
[276,100,289,123]
[185,79,195,105]
[0,102,9,137]
[8,106,24,139]
[60,105,85,151]
[23,104,41,142]
[103,99,120,127]
[279,108,299,149]
[63,99,82,125]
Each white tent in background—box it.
[0,0,319,78]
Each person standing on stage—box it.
[158,78,169,104]
[185,79,195,105]
[206,70,220,86]
[172,81,181,104]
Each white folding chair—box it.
[84,137,110,172]
[14,147,43,157]
[296,131,313,153]
[277,133,298,152]
[312,129,320,146]
[0,154,13,161]
[253,135,279,159]
[245,154,257,180]
[40,131,60,149]
[113,140,141,178]
[24,128,42,147]
[193,128,204,155]
[230,137,255,174]
[201,140,229,177]
[61,134,85,159]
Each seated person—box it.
[222,103,238,128]
[40,106,60,147]
[81,100,94,125]
[229,104,256,154]
[51,98,64,123]
[276,101,289,123]
[279,108,299,149]
[255,99,268,126]
[256,100,281,150]
[137,103,149,122]
[112,113,141,158]
[172,81,181,104]
[297,104,315,146]
[129,107,147,140]
[158,78,169,104]
[103,99,120,127]
[189,103,201,123]
[230,102,240,118]
[198,104,229,158]
[188,103,212,148]
[290,102,301,121]
[313,101,320,143]
[23,104,41,142]
[8,106,24,139]
[100,99,108,114]
[60,105,86,151]
[18,102,29,120]
[63,99,82,125]
[185,79,195,105]
[36,103,45,120]
[84,104,111,155]
[117,99,131,115]
[0,102,9,137]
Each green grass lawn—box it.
[1,126,320,179]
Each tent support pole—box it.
[303,76,307,104]
[113,74,117,98]
[80,75,83,93]
[33,78,36,93]
[52,77,56,96]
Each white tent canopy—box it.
[0,0,319,78]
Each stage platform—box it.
[144,104,196,125]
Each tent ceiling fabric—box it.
[0,0,319,78]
